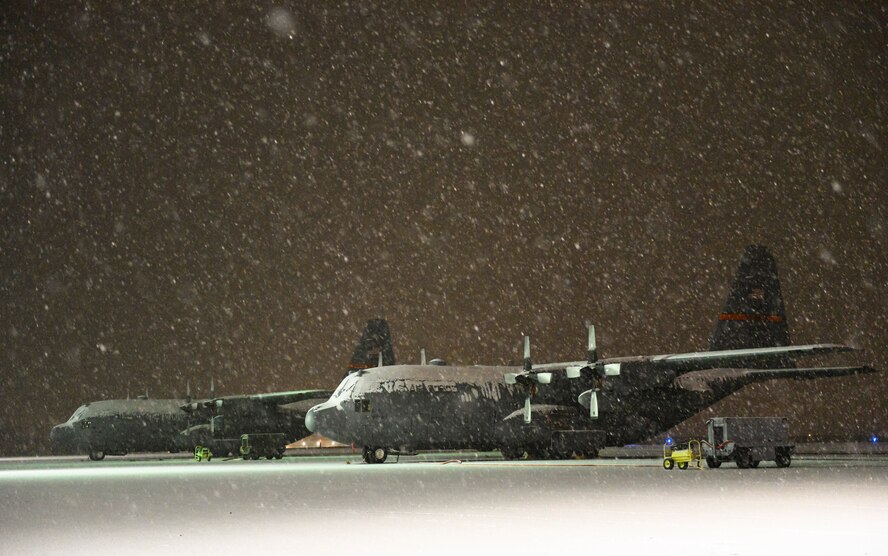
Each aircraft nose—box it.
[305,406,317,433]
[50,424,75,452]
[305,402,344,440]
[50,423,68,442]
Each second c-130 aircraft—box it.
[306,246,877,463]
[50,320,392,460]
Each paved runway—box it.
[2,453,887,555]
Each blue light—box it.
[871,435,879,444]
[665,436,673,446]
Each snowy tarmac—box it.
[2,453,887,555]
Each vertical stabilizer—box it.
[709,245,790,351]
[346,319,395,375]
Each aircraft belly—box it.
[85,415,189,453]
[357,387,499,450]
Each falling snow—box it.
[0,3,885,456]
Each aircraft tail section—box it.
[709,245,790,351]
[346,319,395,375]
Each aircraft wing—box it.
[531,344,855,374]
[644,343,853,367]
[182,389,333,413]
[674,365,877,394]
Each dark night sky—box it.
[2,2,885,454]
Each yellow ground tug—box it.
[193,445,213,462]
[663,439,702,470]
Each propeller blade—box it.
[588,390,599,419]
[377,351,383,367]
[523,395,532,424]
[578,389,600,419]
[420,348,427,366]
[587,324,597,364]
[210,377,215,399]
[523,335,532,373]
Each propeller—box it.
[566,324,619,419]
[504,336,552,425]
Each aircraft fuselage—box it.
[305,361,726,454]
[50,399,192,457]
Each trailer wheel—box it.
[706,457,721,469]
[735,450,753,469]
[775,452,792,468]
[663,458,674,470]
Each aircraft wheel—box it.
[88,450,105,461]
[678,461,688,470]
[751,460,760,468]
[663,458,674,470]
[362,446,387,464]
[775,452,792,468]
[706,457,721,469]
[274,451,284,460]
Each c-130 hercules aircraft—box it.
[49,321,393,460]
[306,246,877,463]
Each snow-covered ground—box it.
[2,455,887,555]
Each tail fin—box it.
[346,319,396,375]
[709,245,790,351]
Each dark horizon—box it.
[2,2,885,455]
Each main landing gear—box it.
[362,446,388,464]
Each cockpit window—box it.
[332,374,359,399]
[67,405,88,422]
